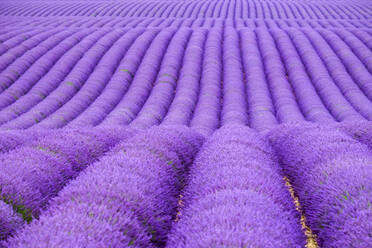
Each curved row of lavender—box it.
[0,126,136,241]
[4,125,205,247]
[0,0,370,19]
[0,26,371,133]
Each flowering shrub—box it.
[167,125,306,247]
[267,123,372,247]
[4,126,204,247]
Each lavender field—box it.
[0,0,371,247]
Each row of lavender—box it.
[1,17,371,29]
[0,122,371,247]
[0,27,371,135]
[0,125,137,241]
[169,121,372,247]
[0,0,371,19]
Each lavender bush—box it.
[267,123,372,247]
[167,125,306,247]
[4,125,204,247]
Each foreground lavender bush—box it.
[267,123,372,247]
[5,125,204,247]
[167,125,305,248]
[0,126,135,225]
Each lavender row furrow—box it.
[333,29,372,74]
[336,120,372,150]
[351,29,372,50]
